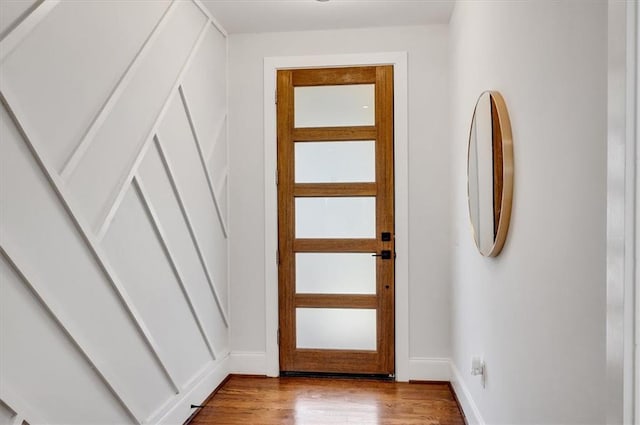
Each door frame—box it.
[606,1,638,423]
[263,52,409,380]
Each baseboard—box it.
[151,355,230,424]
[229,351,267,375]
[183,373,232,425]
[408,357,452,381]
[449,361,485,425]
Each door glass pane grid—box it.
[295,141,376,183]
[296,308,377,350]
[294,84,375,128]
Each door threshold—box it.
[279,371,394,381]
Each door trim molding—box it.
[263,52,409,379]
[607,1,638,423]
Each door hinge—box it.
[276,250,280,265]
[275,169,279,186]
[275,90,278,104]
[277,328,280,344]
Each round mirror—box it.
[467,91,513,257]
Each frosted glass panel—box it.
[295,197,375,238]
[296,308,376,350]
[295,85,375,128]
[296,253,376,294]
[295,141,375,183]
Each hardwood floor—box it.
[189,376,466,425]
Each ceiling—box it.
[202,0,456,34]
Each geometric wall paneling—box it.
[90,17,215,243]
[0,0,229,422]
[0,0,171,172]
[208,116,228,195]
[0,252,135,425]
[60,0,177,180]
[137,142,229,354]
[101,183,213,391]
[64,0,208,234]
[154,133,230,327]
[133,175,219,362]
[0,0,38,40]
[0,0,57,63]
[155,96,230,316]
[217,174,229,225]
[0,102,174,423]
[0,398,17,425]
[178,86,228,237]
[0,386,42,425]
[180,24,227,158]
[207,197,229,312]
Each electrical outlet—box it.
[471,356,486,388]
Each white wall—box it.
[636,3,640,420]
[632,3,639,422]
[0,1,229,424]
[449,1,607,424]
[227,26,452,376]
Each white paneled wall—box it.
[0,399,16,425]
[0,0,38,39]
[0,1,229,424]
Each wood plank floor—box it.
[190,376,466,425]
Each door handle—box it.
[372,250,392,260]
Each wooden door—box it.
[277,66,394,375]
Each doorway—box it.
[276,66,395,375]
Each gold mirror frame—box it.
[467,91,513,257]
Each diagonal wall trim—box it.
[0,0,43,40]
[0,399,16,421]
[0,0,60,62]
[192,0,228,37]
[96,20,211,241]
[154,136,230,327]
[0,387,45,425]
[0,245,142,424]
[0,90,181,398]
[60,0,178,179]
[178,86,228,238]
[205,113,227,163]
[133,175,219,363]
[215,169,228,201]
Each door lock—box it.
[372,250,392,260]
